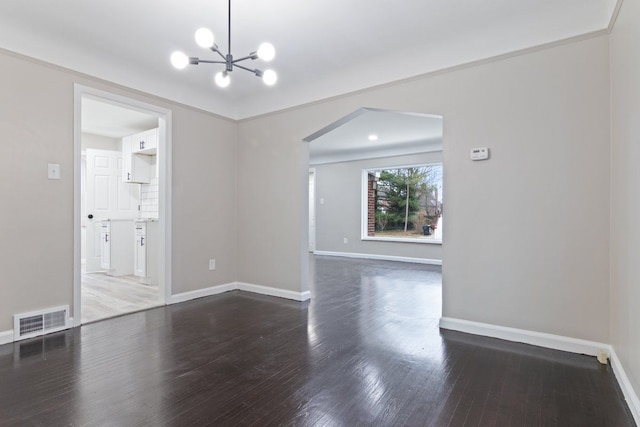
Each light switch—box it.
[48,163,61,180]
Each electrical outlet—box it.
[209,259,216,270]
[343,237,348,244]
[48,163,61,180]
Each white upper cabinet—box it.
[132,128,158,155]
[122,129,158,184]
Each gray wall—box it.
[611,0,640,408]
[0,49,238,331]
[0,28,620,365]
[313,152,442,261]
[237,35,610,343]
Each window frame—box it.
[360,162,443,245]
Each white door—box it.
[86,149,137,219]
[84,149,138,272]
[309,170,316,252]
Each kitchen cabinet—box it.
[133,220,158,285]
[122,135,152,183]
[99,221,111,270]
[99,220,134,276]
[131,128,158,155]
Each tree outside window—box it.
[364,164,443,242]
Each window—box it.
[362,163,443,243]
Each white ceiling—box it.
[81,97,158,138]
[307,109,442,165]
[0,0,618,120]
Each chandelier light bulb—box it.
[170,51,189,69]
[169,0,278,89]
[215,71,231,88]
[368,134,378,141]
[195,28,215,48]
[257,42,276,61]
[262,69,277,86]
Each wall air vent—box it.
[13,306,70,341]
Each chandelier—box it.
[170,0,277,88]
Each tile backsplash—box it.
[140,177,159,219]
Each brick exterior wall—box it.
[368,173,376,236]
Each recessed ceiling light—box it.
[368,134,378,141]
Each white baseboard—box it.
[0,330,13,346]
[169,283,237,304]
[609,346,640,425]
[440,317,639,423]
[0,282,308,346]
[439,317,608,357]
[314,250,441,265]
[169,282,311,304]
[237,282,311,302]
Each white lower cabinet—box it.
[133,220,158,285]
[99,220,134,276]
[99,221,111,270]
[134,222,147,278]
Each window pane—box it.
[365,164,442,241]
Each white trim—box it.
[308,168,316,253]
[159,111,173,305]
[73,84,173,326]
[73,85,82,327]
[360,162,443,242]
[609,346,640,425]
[0,330,13,346]
[169,282,311,304]
[237,282,311,302]
[607,0,624,33]
[1,279,310,345]
[168,283,237,305]
[314,250,442,265]
[361,236,442,245]
[439,317,608,356]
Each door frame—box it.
[73,84,173,326]
[308,168,316,252]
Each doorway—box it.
[73,85,172,325]
[303,107,443,260]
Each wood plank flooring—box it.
[82,272,160,323]
[0,256,635,426]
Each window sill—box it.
[361,236,443,245]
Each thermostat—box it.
[470,147,489,161]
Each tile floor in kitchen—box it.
[81,272,160,323]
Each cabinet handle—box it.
[127,172,131,181]
[140,140,145,150]
[105,234,109,243]
[141,237,145,247]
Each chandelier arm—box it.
[210,48,226,61]
[197,60,227,64]
[231,54,255,63]
[233,63,259,74]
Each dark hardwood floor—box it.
[0,256,635,426]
